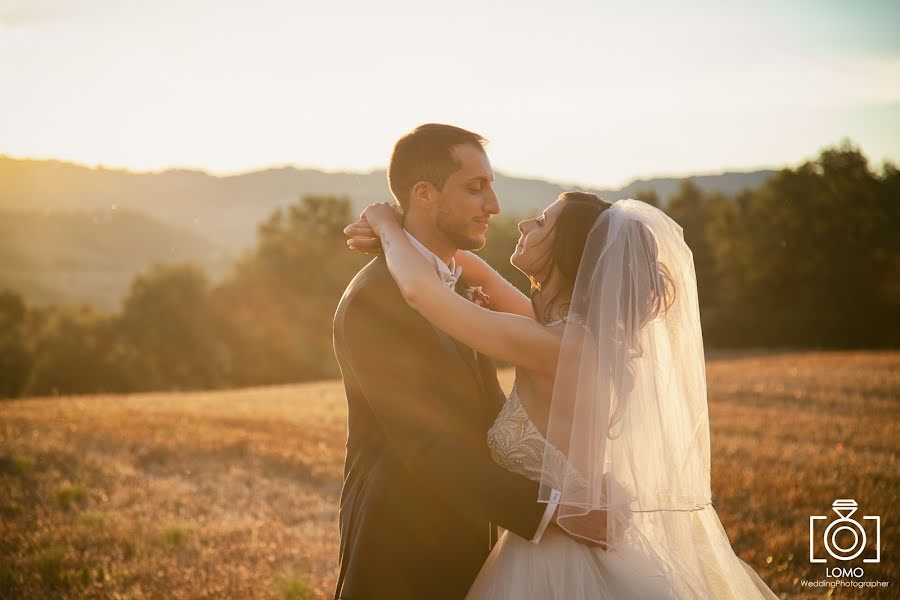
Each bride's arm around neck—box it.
[376,220,560,376]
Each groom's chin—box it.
[455,234,487,251]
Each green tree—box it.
[633,188,660,207]
[118,262,230,390]
[665,181,718,313]
[215,195,368,384]
[0,290,32,398]
[21,306,120,396]
[707,142,899,347]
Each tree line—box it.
[1,142,897,398]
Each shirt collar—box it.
[404,230,462,290]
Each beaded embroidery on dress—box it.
[487,384,543,480]
[487,383,584,495]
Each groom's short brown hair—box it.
[388,124,487,212]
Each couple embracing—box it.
[332,124,778,600]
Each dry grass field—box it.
[1,351,897,599]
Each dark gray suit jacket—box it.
[332,256,545,600]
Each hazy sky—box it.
[1,0,898,187]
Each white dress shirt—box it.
[404,230,462,288]
[403,230,558,543]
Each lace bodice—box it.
[487,383,579,492]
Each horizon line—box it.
[0,143,888,191]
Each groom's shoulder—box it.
[343,256,392,296]
[336,256,398,314]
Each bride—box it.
[345,192,778,599]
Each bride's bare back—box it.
[512,319,572,438]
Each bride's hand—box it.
[361,202,403,236]
[343,202,402,254]
[343,216,382,254]
[554,507,609,549]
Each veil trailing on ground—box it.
[539,199,778,598]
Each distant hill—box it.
[0,209,233,311]
[615,171,778,202]
[0,155,777,310]
[0,155,777,252]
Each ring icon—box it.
[809,499,881,564]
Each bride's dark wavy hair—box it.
[529,192,675,326]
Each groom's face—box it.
[433,143,500,250]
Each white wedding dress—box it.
[465,382,779,600]
[466,382,673,600]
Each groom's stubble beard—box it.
[435,200,486,251]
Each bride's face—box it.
[510,197,566,276]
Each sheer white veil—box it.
[539,198,778,599]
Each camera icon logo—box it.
[809,499,880,563]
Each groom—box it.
[332,124,559,600]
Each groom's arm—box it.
[339,283,546,540]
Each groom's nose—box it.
[483,186,500,215]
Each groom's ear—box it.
[410,180,438,211]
